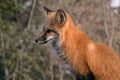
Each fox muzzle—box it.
[35,37,47,44]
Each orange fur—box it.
[56,13,120,80]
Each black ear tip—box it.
[43,7,53,13]
[57,9,66,17]
[57,9,65,12]
[43,6,48,10]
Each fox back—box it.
[35,7,120,80]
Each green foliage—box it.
[0,0,21,20]
[0,0,47,80]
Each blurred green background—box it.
[0,0,120,80]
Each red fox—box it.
[35,7,120,80]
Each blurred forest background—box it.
[0,0,120,80]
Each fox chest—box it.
[50,38,73,72]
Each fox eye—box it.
[46,30,52,33]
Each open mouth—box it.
[35,40,47,44]
[35,38,53,44]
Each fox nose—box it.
[35,39,39,43]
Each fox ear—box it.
[43,7,53,14]
[55,9,66,26]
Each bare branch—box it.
[27,0,37,29]
[59,66,64,80]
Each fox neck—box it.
[59,19,91,75]
[50,37,74,72]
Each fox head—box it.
[35,7,68,44]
